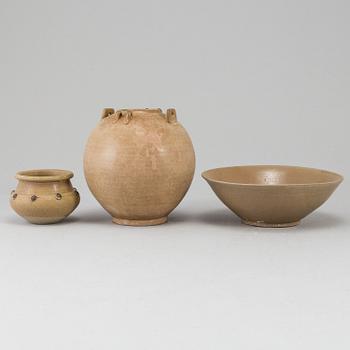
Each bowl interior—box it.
[202,165,343,186]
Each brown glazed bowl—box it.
[202,165,343,228]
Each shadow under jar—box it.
[10,169,80,224]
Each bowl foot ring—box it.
[241,219,300,228]
[112,216,168,226]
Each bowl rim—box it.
[201,165,344,187]
[16,169,74,182]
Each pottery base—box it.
[241,219,300,228]
[25,216,66,224]
[112,216,168,226]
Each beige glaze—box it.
[84,108,195,226]
[202,165,343,228]
[10,169,80,224]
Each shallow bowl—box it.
[202,165,343,228]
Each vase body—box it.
[10,169,80,224]
[84,108,195,226]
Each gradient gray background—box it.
[1,0,349,349]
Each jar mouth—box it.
[116,108,163,116]
[16,169,74,182]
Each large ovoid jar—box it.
[84,108,195,226]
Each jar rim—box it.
[116,108,163,116]
[16,169,73,182]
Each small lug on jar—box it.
[31,195,37,202]
[56,193,62,200]
[101,108,115,119]
[123,110,133,125]
[166,108,177,124]
[12,193,17,200]
[115,110,123,121]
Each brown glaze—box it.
[202,165,343,228]
[84,108,195,226]
[10,169,80,224]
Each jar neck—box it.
[16,179,73,195]
[116,108,163,117]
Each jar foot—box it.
[112,216,167,226]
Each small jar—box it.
[10,169,80,224]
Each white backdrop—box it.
[1,0,349,349]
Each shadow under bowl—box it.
[202,165,343,228]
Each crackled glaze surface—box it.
[202,165,343,228]
[84,108,195,226]
[10,169,80,224]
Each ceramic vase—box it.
[84,108,195,226]
[10,169,80,224]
